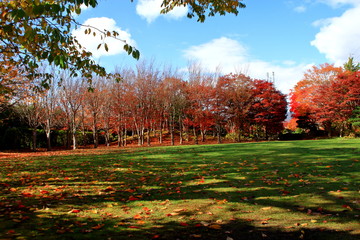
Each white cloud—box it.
[317,0,360,8]
[80,3,90,11]
[72,17,136,58]
[183,37,248,70]
[136,0,188,23]
[183,37,311,94]
[294,6,307,13]
[311,4,360,65]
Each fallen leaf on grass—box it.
[342,205,353,210]
[7,230,16,234]
[133,214,143,220]
[200,221,210,226]
[166,213,179,216]
[159,200,170,205]
[192,234,202,238]
[128,226,140,229]
[208,224,222,229]
[173,208,186,212]
[261,207,272,211]
[92,224,104,230]
[69,209,81,213]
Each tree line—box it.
[0,61,287,150]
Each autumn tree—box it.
[111,67,135,147]
[99,78,114,146]
[131,60,160,146]
[59,74,85,149]
[327,71,360,136]
[83,77,105,148]
[160,75,188,145]
[39,67,60,151]
[185,63,215,144]
[250,79,287,139]
[16,92,43,151]
[216,73,254,141]
[290,63,343,135]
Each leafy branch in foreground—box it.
[0,0,245,86]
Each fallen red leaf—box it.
[7,230,16,234]
[129,226,140,229]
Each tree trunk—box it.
[193,128,198,145]
[216,124,222,144]
[117,126,122,147]
[46,130,51,151]
[123,127,127,146]
[137,128,142,146]
[32,128,37,151]
[179,116,183,145]
[201,129,206,142]
[45,122,52,151]
[93,126,98,148]
[185,126,189,142]
[159,121,163,144]
[170,118,175,146]
[147,129,151,146]
[104,129,110,147]
[72,130,77,150]
[72,116,77,150]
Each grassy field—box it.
[0,138,359,239]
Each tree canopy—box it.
[0,0,246,85]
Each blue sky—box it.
[72,0,360,93]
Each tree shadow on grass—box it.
[1,208,359,240]
[1,140,359,239]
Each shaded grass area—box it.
[0,138,359,239]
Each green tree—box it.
[0,0,245,85]
[349,106,360,129]
[343,57,360,72]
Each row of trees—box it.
[0,61,287,150]
[289,60,360,137]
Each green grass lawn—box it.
[0,138,359,239]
